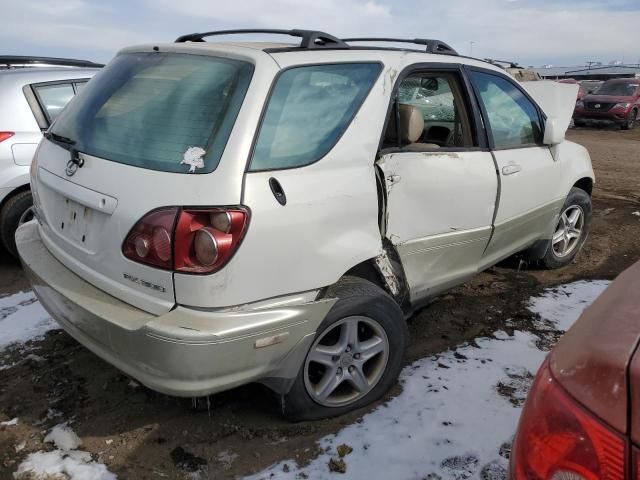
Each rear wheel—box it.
[541,187,591,269]
[0,190,34,257]
[282,277,408,421]
[622,109,637,130]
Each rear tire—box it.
[0,190,34,258]
[622,109,637,130]
[282,276,408,421]
[541,187,591,269]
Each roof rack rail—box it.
[0,55,104,69]
[174,29,349,50]
[342,38,458,56]
[484,58,521,69]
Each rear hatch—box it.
[32,50,255,314]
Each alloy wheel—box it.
[304,316,390,407]
[552,205,584,258]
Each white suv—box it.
[16,30,594,420]
[0,56,100,256]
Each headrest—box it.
[385,104,425,145]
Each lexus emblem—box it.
[65,150,85,177]
[594,103,601,109]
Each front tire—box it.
[622,109,637,130]
[282,277,408,421]
[541,187,591,269]
[0,190,34,257]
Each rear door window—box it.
[51,52,254,174]
[33,83,75,123]
[249,63,382,171]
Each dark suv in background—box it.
[574,78,640,130]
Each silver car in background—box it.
[0,56,101,256]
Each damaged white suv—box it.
[17,30,594,420]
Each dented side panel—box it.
[377,150,498,302]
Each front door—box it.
[377,68,498,303]
[466,68,566,268]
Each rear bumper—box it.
[16,221,334,397]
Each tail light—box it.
[123,207,249,274]
[511,359,626,480]
[0,132,15,143]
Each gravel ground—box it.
[1,126,639,479]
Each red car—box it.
[573,78,640,130]
[511,261,640,479]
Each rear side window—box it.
[51,52,253,174]
[469,71,543,149]
[250,63,382,171]
[34,83,75,122]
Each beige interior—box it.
[385,104,440,149]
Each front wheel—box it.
[622,109,637,130]
[282,277,408,421]
[541,187,592,269]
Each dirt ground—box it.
[1,126,639,479]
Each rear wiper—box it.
[45,131,76,146]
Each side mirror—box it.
[420,78,439,91]
[543,117,565,145]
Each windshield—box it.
[50,52,253,174]
[595,82,638,97]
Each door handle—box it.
[502,164,522,176]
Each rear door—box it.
[466,68,566,267]
[376,66,498,302]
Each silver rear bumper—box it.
[16,221,334,397]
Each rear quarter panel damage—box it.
[175,59,398,308]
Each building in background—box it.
[534,64,640,80]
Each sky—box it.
[2,0,639,67]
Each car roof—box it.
[122,41,506,76]
[0,67,100,85]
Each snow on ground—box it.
[247,280,610,480]
[45,424,83,450]
[15,423,116,480]
[0,291,57,351]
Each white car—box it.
[16,30,594,420]
[0,56,101,255]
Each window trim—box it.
[29,80,81,126]
[245,61,384,173]
[377,62,489,156]
[463,65,547,151]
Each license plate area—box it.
[59,197,93,247]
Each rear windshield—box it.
[596,82,639,97]
[50,52,253,174]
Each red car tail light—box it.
[0,131,15,143]
[174,208,248,273]
[123,208,178,269]
[511,359,626,480]
[123,207,249,274]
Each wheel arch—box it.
[342,242,411,312]
[0,183,30,213]
[573,177,593,196]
